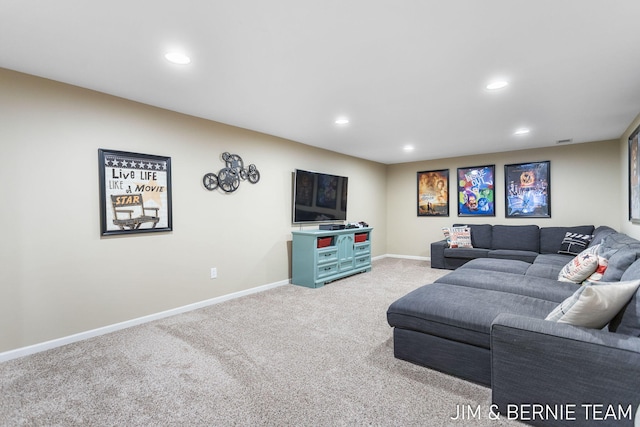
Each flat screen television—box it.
[293,169,348,223]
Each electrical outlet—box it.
[210,267,217,279]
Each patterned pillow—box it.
[584,249,608,282]
[442,227,451,246]
[442,226,472,248]
[558,245,599,283]
[558,232,593,255]
[452,226,472,248]
[545,280,640,329]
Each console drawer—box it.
[354,242,371,256]
[355,255,370,267]
[317,262,338,278]
[317,249,338,264]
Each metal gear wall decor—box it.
[203,152,260,193]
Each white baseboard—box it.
[382,254,430,261]
[0,279,290,363]
[0,255,429,363]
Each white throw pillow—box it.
[442,226,472,248]
[442,227,452,246]
[451,226,472,248]
[584,253,608,282]
[557,244,600,283]
[545,279,640,329]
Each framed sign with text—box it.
[98,149,172,236]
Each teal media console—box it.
[291,227,373,288]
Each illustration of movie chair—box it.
[110,194,160,230]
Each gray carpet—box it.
[1,258,522,426]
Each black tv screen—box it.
[293,169,348,223]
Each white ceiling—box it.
[2,1,640,164]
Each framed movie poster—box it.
[417,169,449,216]
[457,165,495,216]
[629,126,640,222]
[98,149,173,236]
[505,161,550,218]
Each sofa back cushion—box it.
[621,257,640,281]
[454,223,492,249]
[610,259,640,336]
[539,225,594,255]
[491,225,540,252]
[589,225,617,247]
[598,233,640,282]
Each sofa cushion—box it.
[588,225,617,247]
[601,249,638,282]
[598,233,640,282]
[621,258,640,281]
[458,258,531,275]
[609,258,640,336]
[443,247,489,260]
[525,263,564,280]
[533,253,574,267]
[539,225,594,255]
[434,268,578,303]
[454,223,492,249]
[545,280,640,329]
[387,283,558,349]
[487,249,538,264]
[491,225,540,252]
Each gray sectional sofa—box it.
[430,223,598,270]
[387,225,640,426]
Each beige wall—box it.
[0,68,387,352]
[386,140,623,257]
[2,66,639,355]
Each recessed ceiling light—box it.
[164,52,191,65]
[514,128,530,135]
[335,118,349,125]
[486,80,509,90]
[403,145,415,152]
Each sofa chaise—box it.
[387,225,640,426]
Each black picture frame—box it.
[98,149,172,236]
[457,165,495,216]
[505,161,550,218]
[629,125,640,222]
[417,169,449,216]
